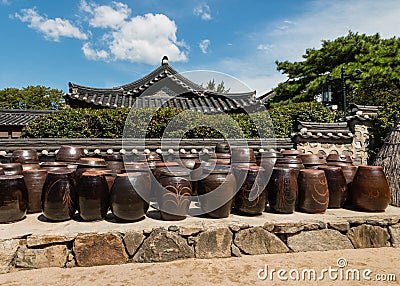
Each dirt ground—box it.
[0,248,399,286]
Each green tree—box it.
[0,85,65,110]
[203,79,230,93]
[272,32,400,108]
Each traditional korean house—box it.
[65,56,263,114]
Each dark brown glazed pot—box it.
[319,166,347,208]
[40,162,69,172]
[110,172,150,222]
[231,147,256,164]
[256,151,282,167]
[340,165,358,184]
[215,142,230,153]
[234,166,267,215]
[77,171,109,221]
[56,145,84,162]
[157,167,192,221]
[75,158,108,181]
[281,149,301,158]
[22,163,40,171]
[215,153,231,165]
[190,160,216,196]
[23,169,48,213]
[103,170,116,191]
[178,153,199,170]
[103,155,125,174]
[275,158,305,172]
[299,154,327,169]
[0,163,23,175]
[297,169,329,213]
[198,165,236,218]
[267,168,298,214]
[0,175,28,223]
[11,149,39,164]
[350,166,390,212]
[41,169,76,221]
[326,154,353,167]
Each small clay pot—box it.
[267,168,298,214]
[319,166,347,208]
[11,149,39,164]
[41,169,77,221]
[297,169,329,214]
[233,166,267,215]
[103,154,125,174]
[0,175,28,223]
[350,166,390,212]
[0,163,23,175]
[77,171,109,221]
[23,169,48,213]
[110,172,150,222]
[56,145,84,162]
[231,147,256,164]
[157,167,192,221]
[198,165,236,218]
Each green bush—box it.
[22,102,339,139]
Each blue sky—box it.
[1,0,400,95]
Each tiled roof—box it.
[65,57,262,113]
[293,121,354,142]
[0,109,55,127]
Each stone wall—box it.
[1,209,400,273]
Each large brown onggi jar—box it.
[110,172,150,222]
[157,167,192,221]
[267,167,298,214]
[56,145,84,162]
[77,171,109,221]
[297,169,329,213]
[318,166,347,208]
[0,175,28,223]
[231,147,256,164]
[198,165,236,218]
[41,169,76,221]
[11,149,39,164]
[23,169,48,213]
[350,166,390,212]
[233,166,267,215]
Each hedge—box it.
[22,102,339,139]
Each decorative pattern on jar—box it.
[0,175,28,223]
[297,169,329,214]
[41,169,76,221]
[77,171,109,221]
[233,166,267,215]
[157,167,192,221]
[198,165,236,218]
[267,167,298,214]
[350,166,390,212]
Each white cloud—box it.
[256,44,273,51]
[199,39,210,54]
[79,0,131,29]
[15,8,87,41]
[194,3,212,21]
[1,0,11,5]
[82,43,109,60]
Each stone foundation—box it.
[1,205,400,273]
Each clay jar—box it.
[146,152,162,168]
[56,145,84,162]
[318,166,347,208]
[281,149,301,158]
[297,169,329,213]
[231,147,256,165]
[275,158,305,174]
[178,153,199,170]
[11,149,39,164]
[77,171,109,221]
[198,165,236,218]
[190,160,215,196]
[75,158,108,181]
[0,175,28,223]
[215,142,230,153]
[267,168,298,214]
[40,162,69,172]
[0,163,23,175]
[234,166,267,215]
[350,166,390,212]
[41,169,76,221]
[23,169,48,213]
[103,154,125,174]
[326,154,353,167]
[215,153,231,165]
[299,154,327,169]
[110,172,150,222]
[157,167,192,221]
